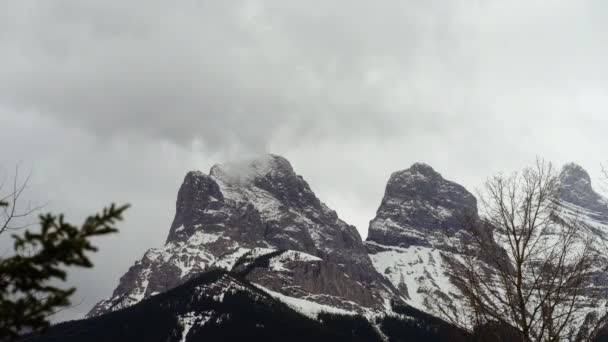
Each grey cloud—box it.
[0,1,491,152]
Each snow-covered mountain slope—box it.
[365,163,478,311]
[557,163,608,300]
[366,161,608,318]
[38,269,381,342]
[559,163,608,223]
[89,154,397,318]
[33,269,470,342]
[558,164,608,246]
[64,156,608,340]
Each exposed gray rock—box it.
[235,249,381,310]
[558,163,608,298]
[88,154,396,317]
[88,158,608,324]
[363,161,608,320]
[365,163,491,313]
[559,163,608,222]
[367,162,478,249]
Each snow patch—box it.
[178,311,214,342]
[188,230,222,245]
[368,243,458,311]
[253,284,356,319]
[213,248,252,270]
[269,250,321,272]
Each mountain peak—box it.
[384,163,445,197]
[558,162,608,216]
[560,162,592,188]
[367,164,477,248]
[209,154,294,185]
[90,153,396,318]
[388,162,443,186]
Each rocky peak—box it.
[559,163,608,217]
[165,153,354,255]
[560,163,592,192]
[365,163,482,311]
[367,163,477,248]
[90,154,397,318]
[383,163,451,200]
[210,154,321,211]
[209,154,294,185]
[167,171,225,243]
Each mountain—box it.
[31,269,469,342]
[559,163,608,226]
[558,163,608,298]
[38,156,608,341]
[365,161,608,321]
[365,163,479,311]
[367,163,477,249]
[89,154,398,318]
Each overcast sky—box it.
[2,0,608,322]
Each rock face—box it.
[558,163,608,300]
[88,155,395,318]
[557,163,608,251]
[367,163,477,249]
[365,163,479,310]
[364,161,608,317]
[558,163,608,233]
[87,155,608,332]
[559,163,608,222]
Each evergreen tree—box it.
[0,201,128,341]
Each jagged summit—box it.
[77,157,608,337]
[365,163,480,310]
[560,162,592,188]
[209,154,295,186]
[382,163,466,204]
[212,154,322,212]
[387,163,442,187]
[367,163,477,248]
[558,163,608,216]
[89,154,396,318]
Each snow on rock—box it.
[268,250,322,272]
[367,163,477,249]
[365,161,608,329]
[194,274,257,303]
[91,158,608,335]
[366,163,481,317]
[253,284,356,319]
[177,311,214,342]
[559,163,608,218]
[367,242,458,311]
[555,163,608,304]
[89,154,396,318]
[212,248,251,270]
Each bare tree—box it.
[0,166,44,236]
[428,160,607,342]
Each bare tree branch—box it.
[426,160,608,342]
[0,165,45,236]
